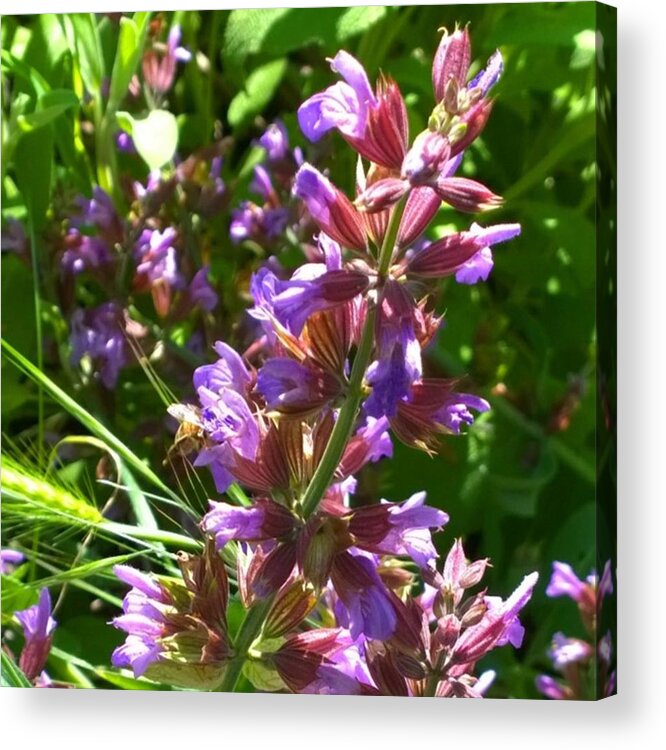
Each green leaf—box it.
[14,126,53,232]
[222,8,290,68]
[335,6,386,40]
[227,59,287,130]
[34,552,144,588]
[107,13,151,113]
[1,576,37,622]
[1,651,32,688]
[67,13,105,96]
[121,110,179,171]
[17,89,79,132]
[95,668,168,690]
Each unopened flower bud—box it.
[434,176,503,213]
[434,613,461,650]
[401,131,451,186]
[355,178,409,214]
[432,26,471,103]
[459,558,490,589]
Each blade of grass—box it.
[1,338,184,507]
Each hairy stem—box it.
[300,197,407,519]
[215,595,274,692]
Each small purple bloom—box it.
[62,231,113,275]
[114,564,168,603]
[434,393,491,434]
[70,302,129,388]
[168,24,192,63]
[187,267,218,311]
[71,186,118,232]
[250,165,274,200]
[0,548,25,574]
[382,492,449,567]
[365,281,422,419]
[111,634,163,678]
[15,588,57,680]
[193,341,251,394]
[257,358,339,411]
[455,222,521,284]
[201,502,268,549]
[298,50,377,142]
[331,552,397,640]
[134,228,184,289]
[116,131,136,153]
[469,50,504,95]
[548,633,593,669]
[545,561,587,602]
[536,674,569,700]
[258,121,289,161]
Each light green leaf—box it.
[124,110,179,171]
[107,13,151,113]
[222,8,290,67]
[17,89,79,132]
[227,59,287,129]
[336,6,386,40]
[1,651,32,688]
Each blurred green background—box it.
[1,3,606,696]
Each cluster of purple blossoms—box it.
[230,121,311,249]
[111,550,231,688]
[62,152,221,387]
[119,25,540,696]
[536,560,615,699]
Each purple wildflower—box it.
[134,227,184,289]
[70,302,129,388]
[331,552,397,640]
[258,121,290,162]
[15,588,57,680]
[186,267,218,312]
[193,341,252,394]
[1,548,25,574]
[298,51,377,142]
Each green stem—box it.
[27,213,44,458]
[300,196,407,519]
[216,595,274,692]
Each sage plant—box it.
[111,25,537,696]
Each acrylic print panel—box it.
[0,2,616,699]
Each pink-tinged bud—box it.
[434,176,503,213]
[293,164,366,251]
[302,516,353,589]
[318,269,370,302]
[459,598,488,628]
[273,629,342,693]
[434,614,461,650]
[432,26,471,103]
[251,541,298,599]
[346,75,409,170]
[406,232,481,277]
[458,558,490,589]
[355,177,409,214]
[397,187,441,250]
[263,580,318,639]
[401,131,451,186]
[393,651,428,681]
[365,641,410,696]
